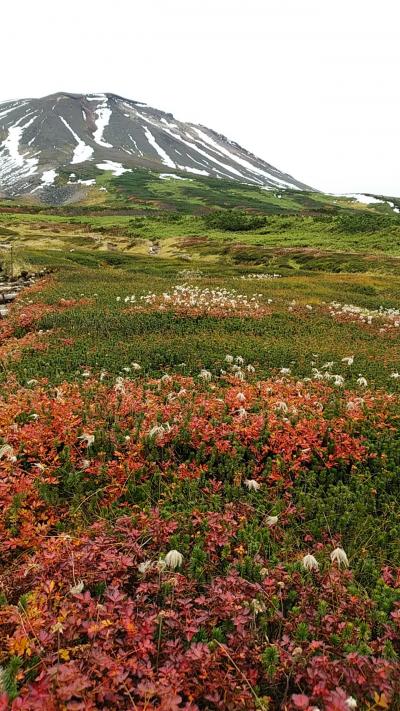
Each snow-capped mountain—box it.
[0,92,312,198]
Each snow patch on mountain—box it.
[0,101,28,120]
[41,169,58,186]
[128,135,143,156]
[192,128,298,189]
[163,126,246,179]
[346,194,384,205]
[0,113,40,189]
[143,127,176,168]
[96,160,131,176]
[180,165,209,176]
[68,177,96,185]
[387,201,400,214]
[159,173,190,181]
[93,95,113,148]
[87,94,106,102]
[59,116,94,164]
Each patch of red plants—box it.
[0,374,398,709]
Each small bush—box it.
[204,209,267,231]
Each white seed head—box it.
[114,376,126,394]
[78,433,95,448]
[244,479,261,492]
[0,444,16,462]
[357,376,368,387]
[331,547,349,568]
[266,515,278,527]
[302,554,320,572]
[148,424,166,440]
[342,356,354,366]
[199,369,212,382]
[138,560,153,574]
[69,580,84,595]
[234,370,245,381]
[250,598,266,614]
[164,550,183,570]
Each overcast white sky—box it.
[1,0,399,195]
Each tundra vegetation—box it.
[0,178,399,710]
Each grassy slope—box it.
[0,175,399,385]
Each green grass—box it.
[0,191,399,386]
[2,251,398,390]
[1,186,400,709]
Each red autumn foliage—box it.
[0,373,398,709]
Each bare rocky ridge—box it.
[0,92,312,199]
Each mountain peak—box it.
[0,92,313,199]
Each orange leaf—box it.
[376,694,389,709]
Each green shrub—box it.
[204,209,267,231]
[336,213,397,233]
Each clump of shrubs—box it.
[336,213,398,233]
[204,209,267,231]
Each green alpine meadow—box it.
[0,168,399,709]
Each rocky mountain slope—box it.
[0,92,312,199]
